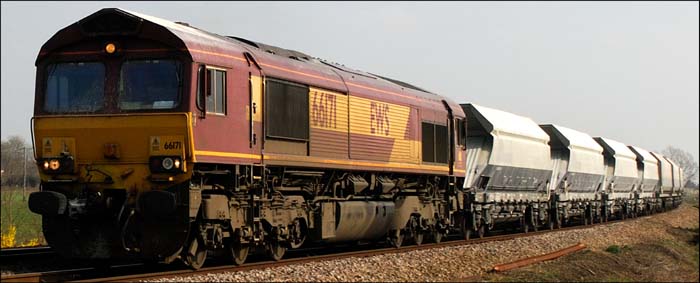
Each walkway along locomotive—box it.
[27,8,684,269]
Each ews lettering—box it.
[370,102,390,136]
[311,92,337,128]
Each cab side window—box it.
[197,66,226,115]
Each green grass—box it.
[605,245,621,254]
[1,187,45,247]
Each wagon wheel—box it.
[463,229,472,240]
[461,218,471,240]
[266,239,286,261]
[555,218,562,229]
[185,237,207,270]
[521,217,530,233]
[388,229,404,248]
[432,229,443,244]
[477,224,485,238]
[414,231,424,246]
[229,241,249,265]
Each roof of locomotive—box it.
[37,8,464,116]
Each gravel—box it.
[145,204,699,282]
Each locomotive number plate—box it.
[150,135,185,156]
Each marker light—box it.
[162,158,174,170]
[105,43,116,54]
[49,159,60,170]
[174,158,181,169]
[43,161,49,170]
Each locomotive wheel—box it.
[186,237,207,270]
[266,240,286,261]
[229,241,249,265]
[288,219,307,249]
[388,229,404,248]
[408,216,423,246]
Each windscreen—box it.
[44,62,105,113]
[118,59,181,110]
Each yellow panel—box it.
[34,113,190,163]
[149,135,185,156]
[309,87,349,158]
[349,96,417,163]
[251,75,263,122]
[309,87,348,133]
[41,137,76,158]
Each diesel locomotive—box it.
[28,8,684,269]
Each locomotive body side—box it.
[28,8,468,266]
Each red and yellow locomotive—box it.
[29,8,467,268]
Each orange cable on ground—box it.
[491,242,586,272]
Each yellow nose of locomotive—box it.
[33,114,193,191]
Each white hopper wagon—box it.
[594,137,639,220]
[650,151,675,198]
[460,103,552,236]
[627,146,659,204]
[540,124,605,226]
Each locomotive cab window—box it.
[265,79,309,140]
[197,67,226,115]
[44,62,105,113]
[119,59,182,110]
[422,121,448,164]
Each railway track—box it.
[0,246,54,262]
[0,215,641,282]
[0,246,54,259]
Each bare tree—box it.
[661,146,699,187]
[1,136,39,189]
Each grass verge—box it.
[1,187,46,247]
[478,225,700,282]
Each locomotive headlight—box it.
[105,43,116,54]
[174,158,181,169]
[43,161,50,170]
[162,157,174,170]
[49,159,60,170]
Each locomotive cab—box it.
[29,9,198,261]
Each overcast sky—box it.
[2,2,698,160]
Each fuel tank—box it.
[323,201,395,243]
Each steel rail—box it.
[0,246,52,257]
